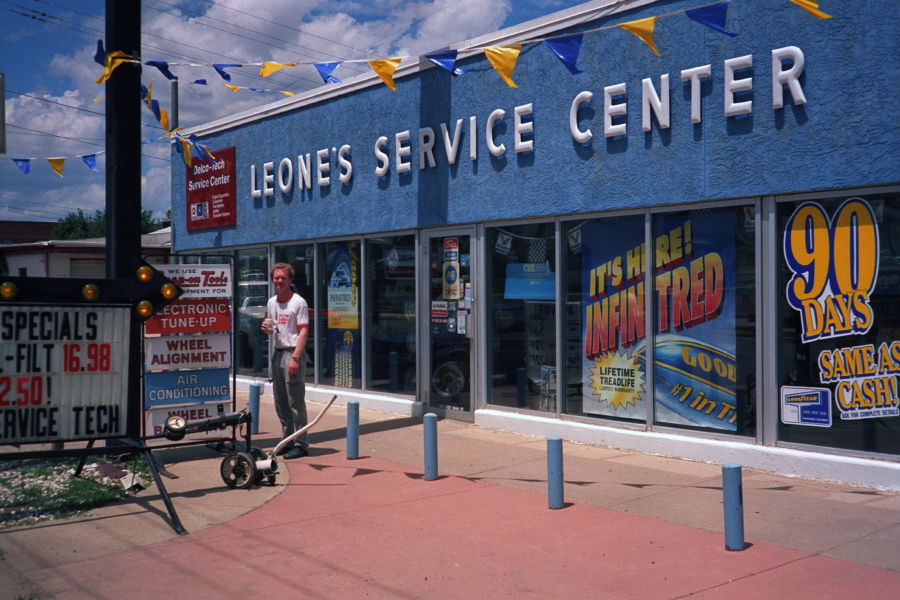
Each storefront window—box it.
[318,240,361,389]
[565,215,647,422]
[652,207,756,436]
[235,248,269,377]
[778,192,900,455]
[564,206,756,436]
[275,244,315,384]
[365,235,416,395]
[486,224,557,411]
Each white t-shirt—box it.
[267,293,309,349]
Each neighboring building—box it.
[0,227,172,277]
[0,221,57,246]
[169,1,900,489]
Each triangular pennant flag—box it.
[157,107,170,132]
[619,17,661,57]
[314,62,342,84]
[222,83,240,92]
[213,64,241,82]
[543,34,584,75]
[193,79,208,85]
[94,51,132,84]
[484,46,521,88]
[789,0,831,19]
[685,2,739,37]
[260,62,295,77]
[278,90,295,96]
[249,88,266,93]
[13,159,31,175]
[92,97,104,103]
[81,154,99,172]
[369,58,402,91]
[47,158,65,178]
[146,60,177,80]
[180,139,192,167]
[93,40,105,66]
[425,50,468,76]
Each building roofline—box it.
[181,0,657,138]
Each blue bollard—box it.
[347,401,359,460]
[249,383,260,435]
[722,462,745,551]
[424,413,438,481]
[547,436,564,509]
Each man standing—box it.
[262,262,310,459]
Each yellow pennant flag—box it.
[260,62,295,77]
[181,139,192,167]
[278,90,295,97]
[619,17,661,57]
[222,83,241,92]
[789,0,831,19]
[94,51,133,84]
[369,58,402,91]
[484,45,522,88]
[46,158,65,177]
[158,108,170,132]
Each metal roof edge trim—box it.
[181,0,658,138]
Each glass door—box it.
[424,230,476,419]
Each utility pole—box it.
[105,0,143,438]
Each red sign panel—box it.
[186,146,237,231]
[144,299,231,335]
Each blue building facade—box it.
[172,0,900,488]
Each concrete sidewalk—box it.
[2,390,898,599]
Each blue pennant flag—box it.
[425,50,468,76]
[685,2,739,37]
[93,40,105,66]
[212,64,242,82]
[544,34,584,75]
[146,60,177,80]
[192,79,208,85]
[250,88,266,93]
[81,155,99,172]
[13,159,31,175]
[314,62,342,84]
[189,135,213,163]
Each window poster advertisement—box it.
[782,198,899,423]
[581,211,739,431]
[186,146,237,231]
[326,241,360,388]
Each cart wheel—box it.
[220,452,257,489]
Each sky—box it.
[0,0,590,225]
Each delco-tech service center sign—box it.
[0,306,130,443]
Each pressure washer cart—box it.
[161,394,337,489]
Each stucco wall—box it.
[172,0,900,252]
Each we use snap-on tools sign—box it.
[0,306,130,443]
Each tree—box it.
[51,209,164,240]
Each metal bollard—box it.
[424,413,438,481]
[722,462,745,551]
[249,383,260,435]
[347,401,359,460]
[547,436,564,509]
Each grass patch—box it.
[0,455,150,528]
